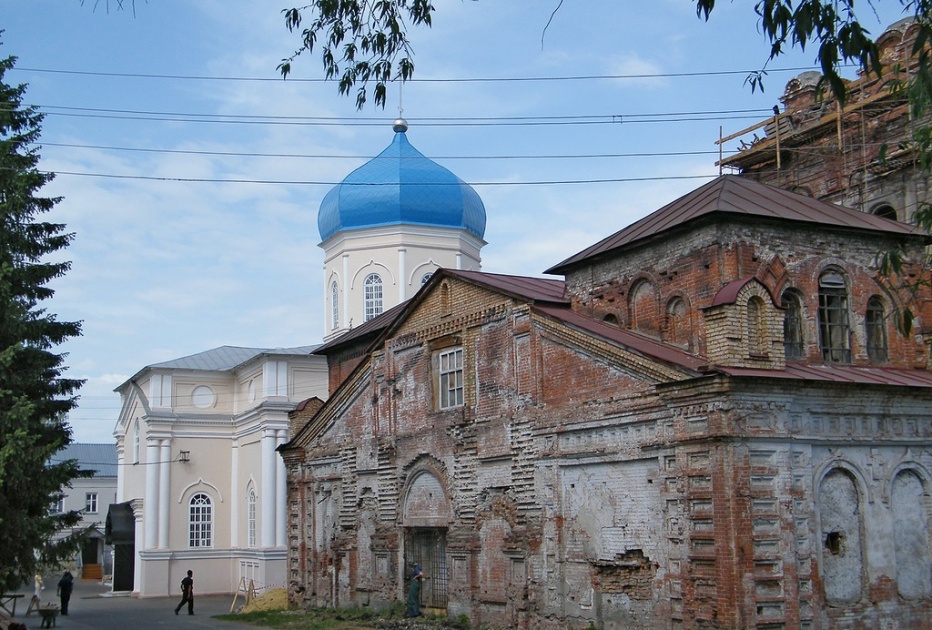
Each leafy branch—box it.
[279,1,435,109]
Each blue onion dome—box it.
[318,120,487,242]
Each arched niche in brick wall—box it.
[402,468,453,527]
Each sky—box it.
[1,1,910,443]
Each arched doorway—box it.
[402,468,452,609]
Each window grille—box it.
[818,272,851,363]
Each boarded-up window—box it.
[865,296,888,363]
[818,469,863,602]
[630,280,660,337]
[747,296,766,355]
[666,297,690,348]
[892,470,932,599]
[781,290,804,360]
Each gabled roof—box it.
[546,175,928,274]
[50,443,118,477]
[315,270,567,357]
[444,270,567,303]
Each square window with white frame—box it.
[436,347,464,409]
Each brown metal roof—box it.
[444,269,567,303]
[532,304,707,373]
[715,363,932,388]
[546,175,927,275]
[315,270,565,356]
[314,299,410,354]
[710,278,755,307]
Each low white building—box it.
[110,346,327,596]
[51,443,118,579]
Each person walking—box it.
[174,570,194,615]
[56,571,74,615]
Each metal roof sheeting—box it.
[148,345,319,372]
[50,443,118,477]
[547,175,929,274]
[716,363,932,388]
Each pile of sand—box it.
[240,587,289,613]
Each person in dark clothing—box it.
[406,563,424,618]
[174,570,194,615]
[56,571,73,615]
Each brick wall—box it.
[284,225,932,628]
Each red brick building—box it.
[281,175,932,628]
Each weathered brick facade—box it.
[282,176,932,629]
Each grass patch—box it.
[215,607,378,629]
[215,602,469,629]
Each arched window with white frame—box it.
[364,273,383,321]
[330,281,340,330]
[247,488,257,548]
[188,492,213,548]
[132,420,140,464]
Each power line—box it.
[24,103,775,128]
[27,104,776,122]
[38,140,726,161]
[12,65,827,84]
[41,169,717,187]
[35,109,767,127]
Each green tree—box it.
[0,50,87,591]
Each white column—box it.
[455,252,463,270]
[116,443,125,501]
[322,265,329,338]
[261,429,276,547]
[132,500,144,595]
[230,440,239,547]
[342,254,350,327]
[275,429,287,547]
[144,439,160,549]
[398,247,407,303]
[158,439,171,548]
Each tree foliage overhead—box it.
[0,51,87,592]
[279,1,435,109]
[277,1,928,108]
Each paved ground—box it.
[7,575,254,630]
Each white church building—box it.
[108,119,488,597]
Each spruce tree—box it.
[0,51,87,591]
